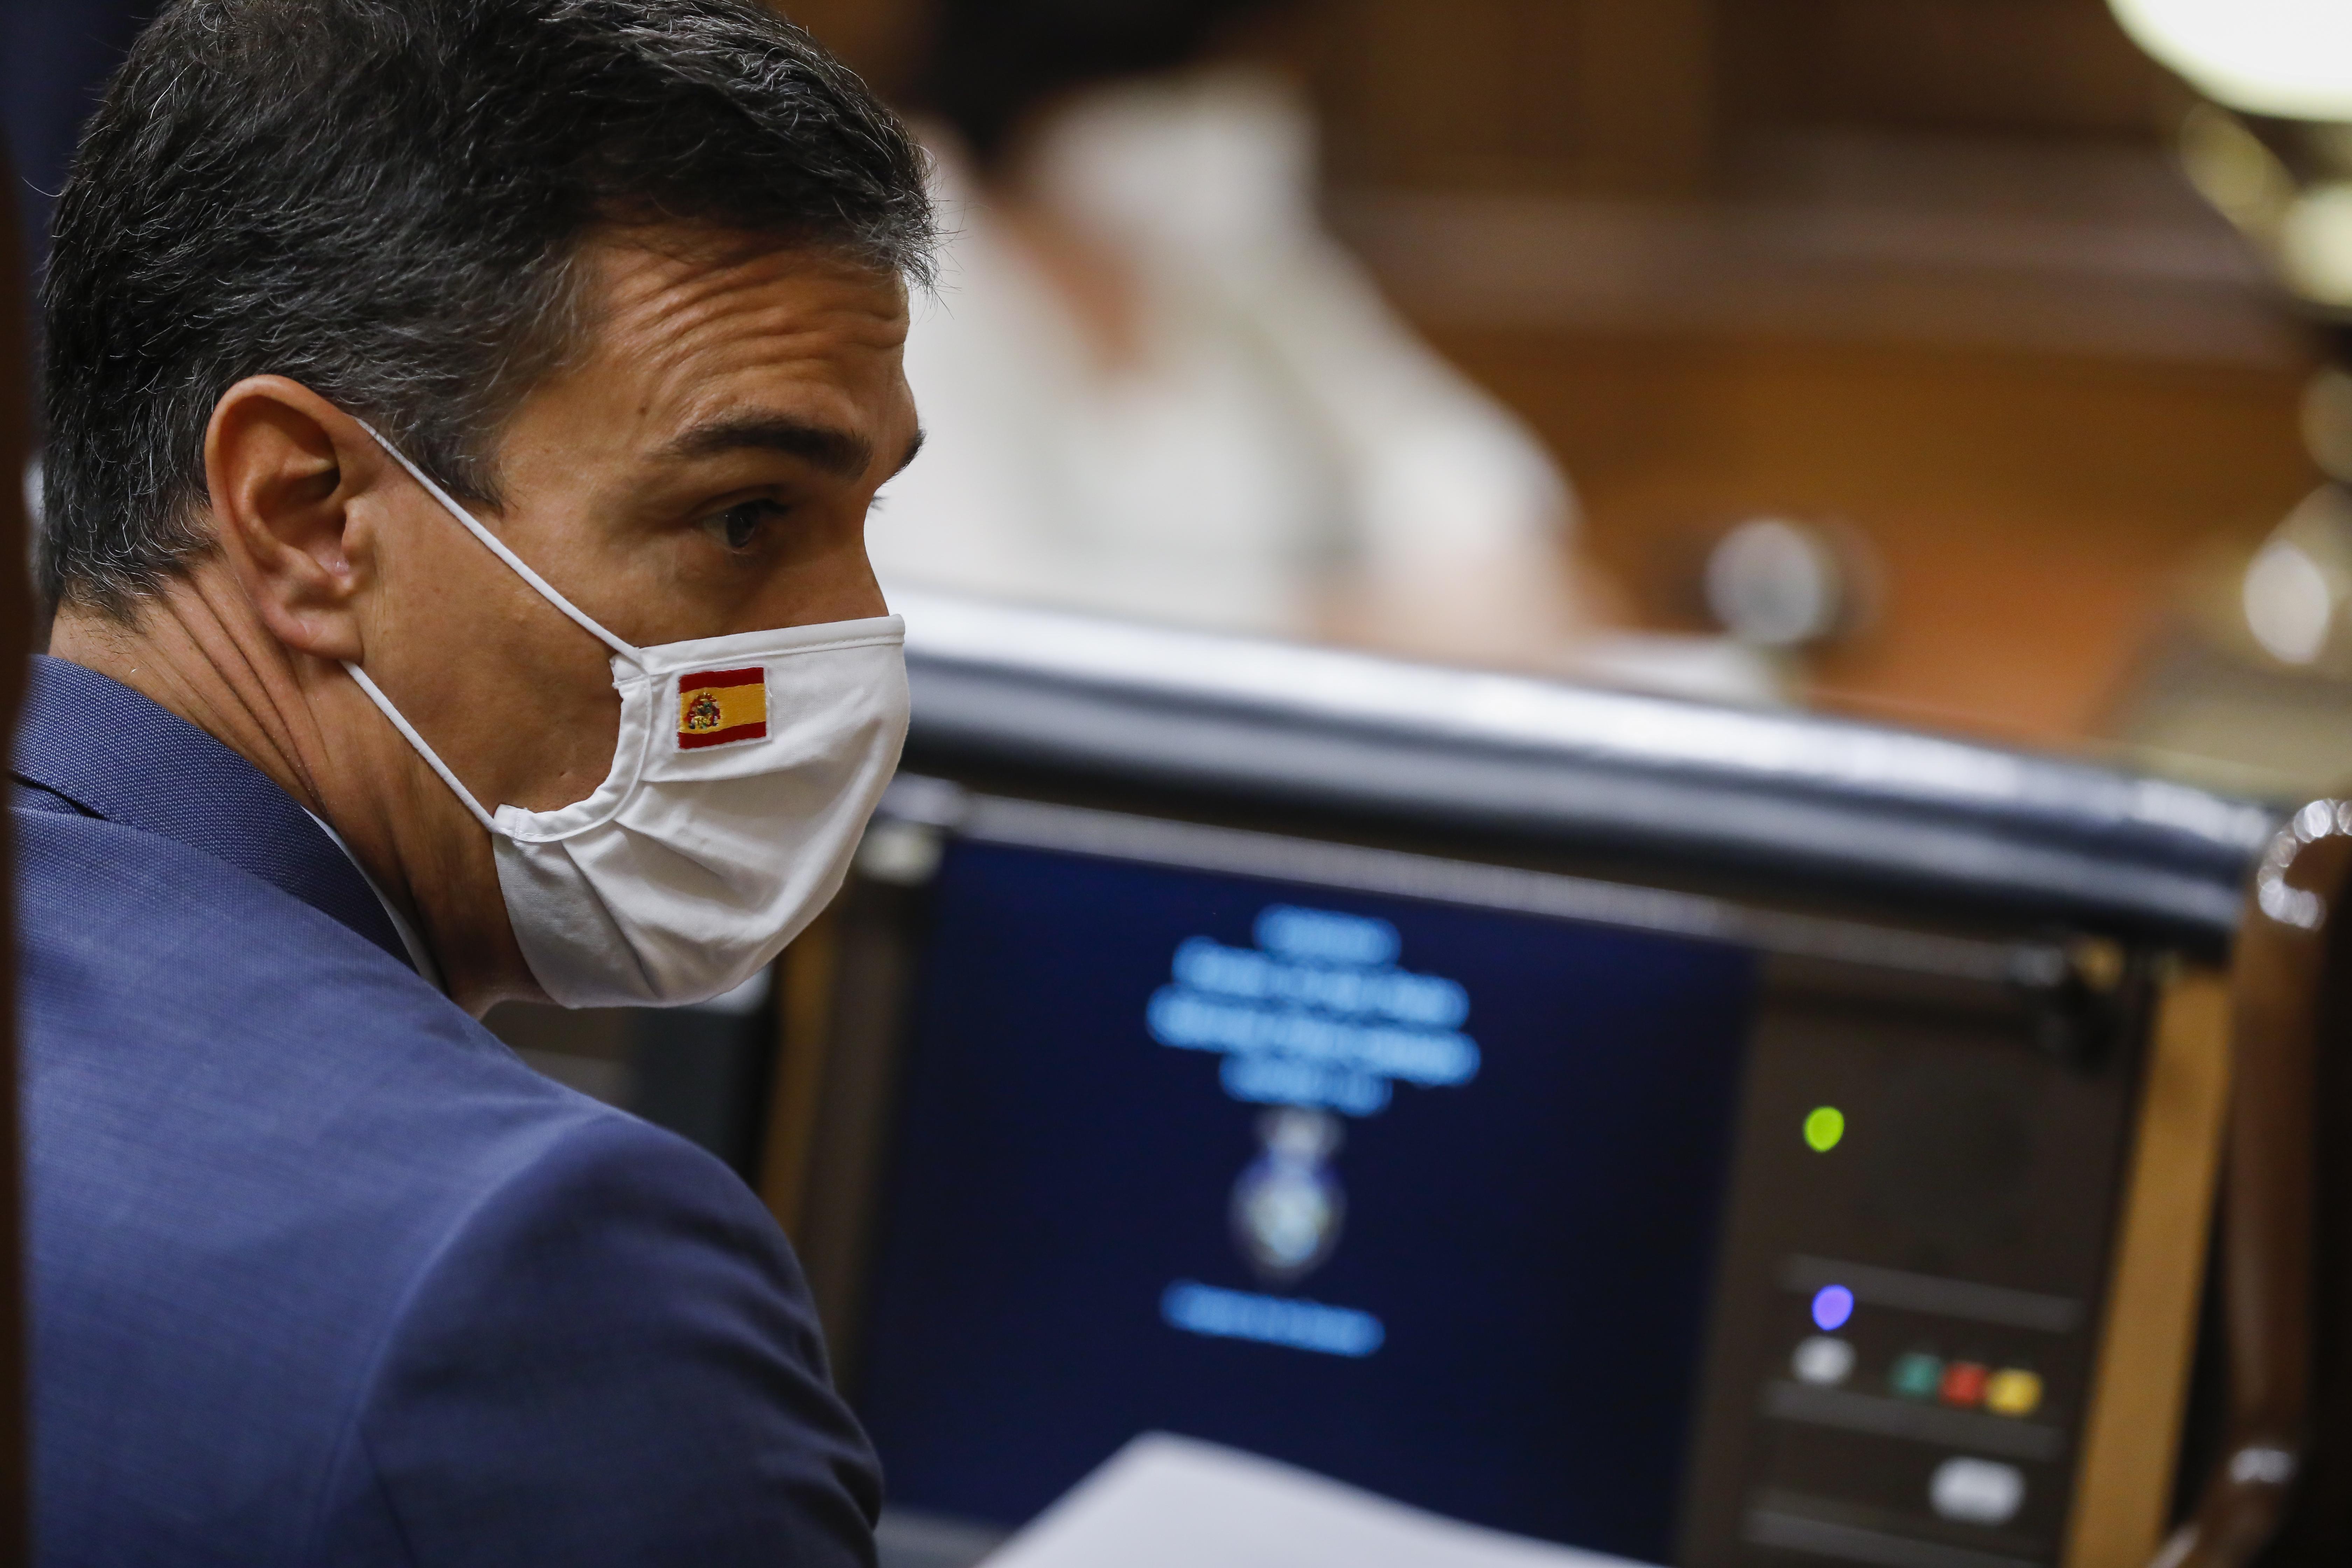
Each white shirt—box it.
[304,807,444,992]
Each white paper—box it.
[980,1433,1655,1568]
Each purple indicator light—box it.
[1812,1284,1855,1332]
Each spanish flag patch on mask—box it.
[677,667,768,750]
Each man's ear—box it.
[204,376,382,664]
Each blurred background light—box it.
[2110,0,2352,121]
[1704,518,1849,651]
[2240,486,2352,668]
[1811,1284,1855,1333]
[2244,536,2336,664]
[2178,104,2295,237]
[1791,1335,1856,1387]
[2278,185,2352,308]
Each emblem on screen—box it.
[1231,1109,1347,1286]
[1146,904,1479,1117]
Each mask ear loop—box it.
[342,663,502,833]
[353,419,644,666]
[338,420,648,834]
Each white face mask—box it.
[345,424,909,1008]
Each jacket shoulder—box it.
[16,810,877,1566]
[337,1113,881,1567]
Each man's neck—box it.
[47,571,537,1014]
[52,571,333,817]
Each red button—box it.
[1940,1362,1990,1408]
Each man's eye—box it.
[707,500,784,553]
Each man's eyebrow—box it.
[665,413,875,478]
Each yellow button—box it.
[1984,1368,2042,1417]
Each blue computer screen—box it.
[856,833,1758,1561]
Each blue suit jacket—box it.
[9,656,882,1566]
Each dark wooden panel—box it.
[1724,0,2172,139]
[1317,0,2175,194]
[1318,0,1716,194]
[1426,323,2315,742]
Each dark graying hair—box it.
[40,0,934,616]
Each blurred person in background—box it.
[872,0,1635,674]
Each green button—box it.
[1890,1351,1943,1400]
[1804,1106,1846,1153]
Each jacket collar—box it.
[11,655,414,971]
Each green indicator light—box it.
[1890,1351,1942,1400]
[1804,1106,1846,1153]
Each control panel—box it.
[1679,955,2144,1567]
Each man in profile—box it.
[11,1,932,1560]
